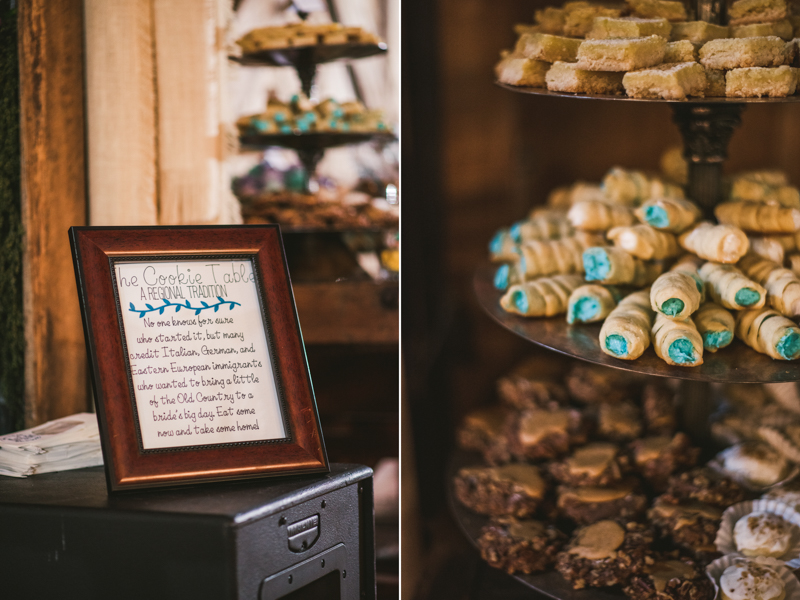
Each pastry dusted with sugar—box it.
[737,307,800,359]
[728,0,789,25]
[500,274,585,317]
[738,253,800,316]
[726,65,799,98]
[699,36,786,70]
[509,213,574,244]
[678,221,750,264]
[583,246,664,286]
[670,21,730,43]
[698,262,766,309]
[516,32,582,63]
[663,40,698,62]
[586,16,672,39]
[694,302,735,352]
[627,0,688,21]
[545,62,625,94]
[495,53,550,87]
[716,200,800,233]
[567,284,622,324]
[650,270,702,319]
[660,146,688,185]
[600,289,655,360]
[636,197,701,233]
[732,19,793,40]
[731,176,800,207]
[607,224,680,260]
[602,167,652,205]
[576,35,667,71]
[622,61,707,99]
[748,235,791,263]
[568,200,635,231]
[516,236,596,278]
[652,312,704,366]
[563,3,623,37]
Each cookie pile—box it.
[236,22,381,54]
[496,0,800,98]
[490,147,800,366]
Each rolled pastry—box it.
[649,178,685,200]
[748,235,791,264]
[698,262,766,310]
[494,262,523,291]
[651,313,704,367]
[650,271,702,319]
[678,221,749,264]
[788,253,800,277]
[607,224,680,260]
[601,167,651,206]
[567,284,621,324]
[735,307,800,360]
[510,214,574,243]
[635,197,701,233]
[738,254,800,317]
[693,302,735,352]
[730,175,800,208]
[500,274,585,317]
[599,289,654,360]
[567,200,635,231]
[670,254,706,302]
[583,246,664,286]
[490,229,519,263]
[516,237,588,278]
[715,201,800,234]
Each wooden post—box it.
[18,0,89,425]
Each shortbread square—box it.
[726,64,798,96]
[516,32,583,62]
[514,24,542,36]
[546,60,626,93]
[664,39,699,61]
[699,36,786,69]
[535,7,567,34]
[670,21,730,43]
[623,61,708,98]
[587,16,672,39]
[564,4,623,37]
[728,0,789,25]
[495,54,550,86]
[627,0,689,21]
[790,16,800,37]
[705,67,727,95]
[732,19,794,39]
[576,35,667,70]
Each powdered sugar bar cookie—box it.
[546,61,625,94]
[627,0,689,21]
[671,21,730,43]
[495,54,550,87]
[563,3,623,37]
[732,19,794,40]
[577,35,667,71]
[586,16,672,39]
[728,0,789,26]
[516,32,582,63]
[699,36,786,69]
[535,7,566,34]
[664,40,698,62]
[726,65,798,97]
[623,62,707,99]
[705,68,727,95]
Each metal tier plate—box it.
[474,261,800,383]
[231,42,388,67]
[239,131,396,152]
[497,82,800,103]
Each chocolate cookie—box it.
[507,407,588,461]
[630,433,699,491]
[549,442,630,487]
[623,553,715,600]
[557,480,647,525]
[478,517,567,574]
[648,496,722,557]
[642,384,677,436]
[454,463,547,518]
[456,405,512,464]
[663,466,749,509]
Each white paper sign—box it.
[114,258,287,450]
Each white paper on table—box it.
[0,413,99,451]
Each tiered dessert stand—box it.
[452,0,800,596]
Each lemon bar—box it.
[564,4,624,37]
[732,19,794,39]
[495,53,550,86]
[516,32,583,62]
[728,0,789,25]
[664,39,698,61]
[699,36,786,69]
[577,35,667,70]
[623,61,708,98]
[514,24,542,35]
[587,16,672,38]
[627,0,689,21]
[705,67,727,95]
[535,7,567,34]
[726,64,798,96]
[546,60,626,93]
[670,21,729,43]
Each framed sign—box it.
[69,225,328,491]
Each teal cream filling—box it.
[494,264,510,291]
[512,290,529,314]
[703,330,732,350]
[668,338,697,364]
[605,334,628,357]
[583,248,610,281]
[690,274,703,294]
[777,331,800,360]
[644,205,669,229]
[489,230,505,254]
[510,222,523,243]
[661,298,685,317]
[570,297,599,324]
[735,287,761,307]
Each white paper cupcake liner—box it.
[708,449,800,493]
[716,499,800,568]
[706,554,800,600]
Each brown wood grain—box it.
[18,0,89,427]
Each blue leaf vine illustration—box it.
[128,297,241,318]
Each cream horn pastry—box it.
[583,246,664,286]
[698,262,766,310]
[490,228,519,263]
[500,274,585,317]
[651,313,704,367]
[567,200,635,232]
[693,302,735,352]
[517,237,590,278]
[736,307,800,360]
[567,284,622,324]
[635,197,701,233]
[650,271,702,319]
[788,253,800,277]
[678,221,749,264]
[600,289,655,360]
[738,253,800,317]
[493,262,523,291]
[671,254,706,301]
[748,235,793,264]
[510,214,575,243]
[607,224,680,260]
[716,201,800,234]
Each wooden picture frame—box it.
[69,225,328,491]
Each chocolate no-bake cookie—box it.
[642,384,677,436]
[598,401,644,442]
[478,517,567,574]
[558,480,648,525]
[507,407,588,461]
[648,496,722,557]
[623,553,715,600]
[630,433,699,491]
[456,405,512,464]
[454,463,547,518]
[566,363,643,405]
[497,361,569,411]
[663,466,749,509]
[549,442,630,487]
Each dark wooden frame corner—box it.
[69,225,328,492]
